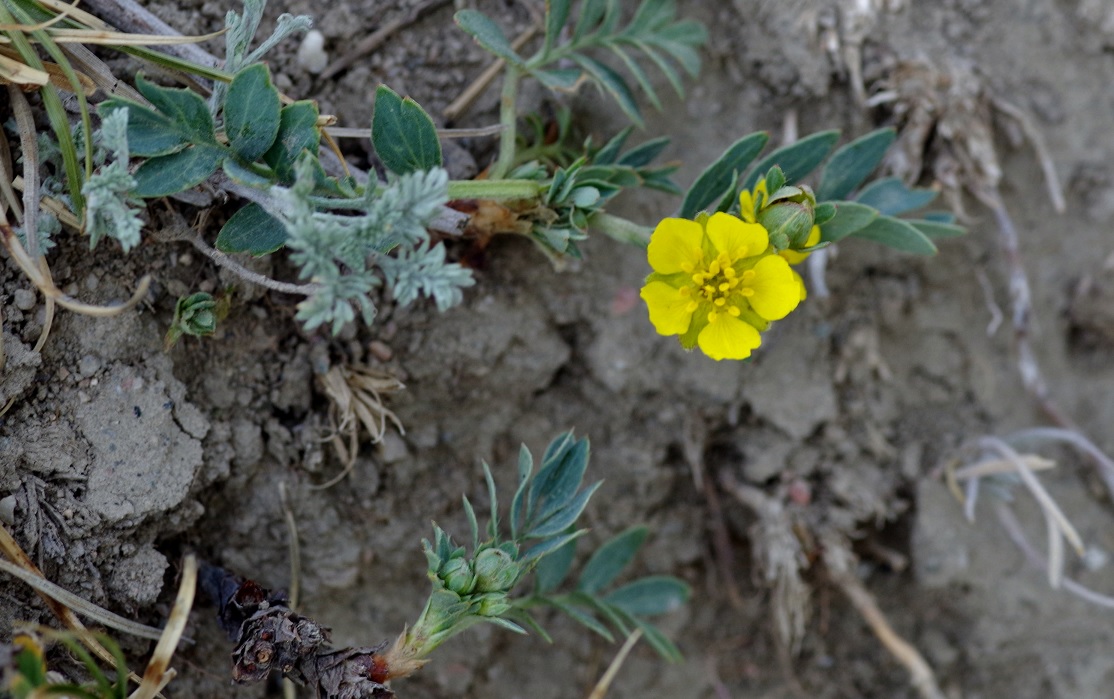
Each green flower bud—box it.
[472,548,519,593]
[473,592,511,617]
[439,556,476,595]
[757,185,816,251]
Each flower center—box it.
[680,253,757,323]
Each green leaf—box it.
[572,0,609,41]
[522,529,585,563]
[818,202,879,243]
[132,145,224,197]
[222,158,273,187]
[529,436,590,523]
[135,73,217,144]
[224,63,282,161]
[533,67,583,90]
[816,128,896,201]
[618,136,670,168]
[263,100,320,183]
[534,536,577,593]
[529,482,602,538]
[634,619,683,662]
[679,131,769,219]
[482,616,528,634]
[540,597,614,641]
[572,54,642,126]
[215,203,288,254]
[909,219,966,239]
[510,443,533,540]
[99,100,190,157]
[741,129,841,190]
[483,461,499,538]
[603,575,690,617]
[454,10,525,66]
[855,177,937,216]
[594,126,632,165]
[372,85,443,175]
[504,608,552,642]
[577,526,649,594]
[463,495,480,552]
[544,0,573,54]
[568,591,631,634]
[851,215,938,255]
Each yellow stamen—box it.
[714,297,726,306]
[686,301,699,312]
[728,306,741,316]
[741,288,754,297]
[707,311,718,323]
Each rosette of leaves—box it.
[388,432,689,669]
[455,0,707,126]
[509,127,681,258]
[680,128,967,255]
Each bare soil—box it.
[4,1,1114,698]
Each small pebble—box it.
[84,273,99,291]
[78,354,101,378]
[297,30,329,73]
[369,340,393,362]
[13,288,36,311]
[0,495,16,525]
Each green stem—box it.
[489,65,521,180]
[588,211,653,247]
[447,179,543,201]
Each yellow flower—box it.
[738,178,768,224]
[640,212,802,361]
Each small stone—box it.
[13,289,35,311]
[78,354,102,378]
[0,495,16,525]
[369,340,393,362]
[178,252,193,267]
[297,30,329,73]
[84,273,99,291]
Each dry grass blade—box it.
[0,49,48,86]
[23,0,109,31]
[0,46,95,93]
[0,522,148,690]
[0,0,80,31]
[585,628,643,699]
[31,27,227,45]
[1,223,151,317]
[129,555,197,699]
[443,24,539,121]
[0,559,166,640]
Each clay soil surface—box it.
[4,1,1114,698]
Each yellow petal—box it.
[780,225,822,265]
[746,255,802,320]
[793,269,808,301]
[641,281,693,336]
[697,314,762,360]
[738,189,756,223]
[705,212,768,261]
[647,218,704,274]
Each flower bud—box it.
[472,548,518,593]
[439,556,476,595]
[756,185,816,251]
[473,592,511,617]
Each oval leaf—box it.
[534,536,578,594]
[215,203,288,255]
[741,129,841,190]
[851,215,938,255]
[855,177,937,216]
[603,575,690,617]
[132,145,224,197]
[818,201,879,243]
[224,63,281,162]
[372,85,443,175]
[816,128,896,201]
[910,219,966,239]
[454,10,525,66]
[263,100,320,183]
[577,526,648,594]
[679,131,769,218]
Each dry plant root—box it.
[313,363,405,489]
[822,534,946,699]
